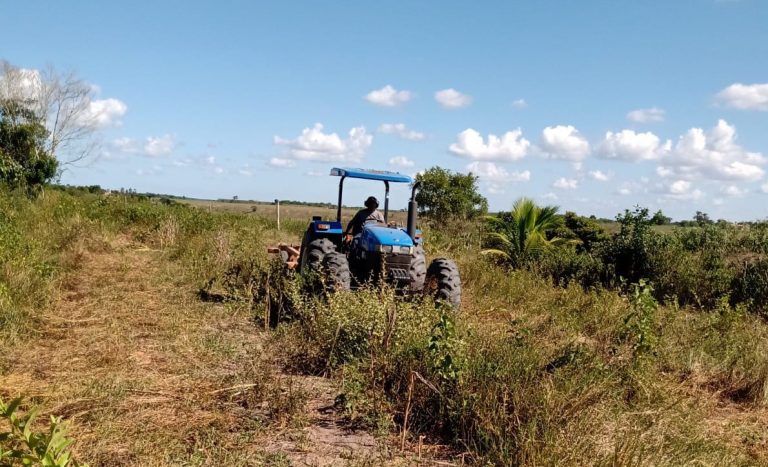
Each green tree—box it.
[482,197,575,265]
[694,211,713,226]
[0,99,58,190]
[561,211,608,252]
[650,209,671,225]
[415,166,488,221]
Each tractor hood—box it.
[361,224,414,249]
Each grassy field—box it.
[2,189,768,465]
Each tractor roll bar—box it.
[336,175,346,222]
[384,181,389,223]
[336,176,392,223]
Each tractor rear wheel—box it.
[303,238,351,291]
[409,244,426,292]
[323,251,351,291]
[425,258,461,308]
[305,238,337,271]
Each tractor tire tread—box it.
[409,244,427,292]
[426,258,461,309]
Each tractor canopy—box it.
[329,167,412,223]
[330,167,412,183]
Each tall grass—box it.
[3,187,768,464]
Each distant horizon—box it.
[5,0,768,221]
[61,182,766,224]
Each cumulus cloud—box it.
[511,98,528,109]
[663,119,765,182]
[449,128,529,161]
[144,134,176,156]
[553,177,578,190]
[434,88,472,109]
[112,134,176,157]
[716,83,768,111]
[597,130,666,161]
[389,156,415,168]
[466,161,530,182]
[378,123,425,141]
[1,65,127,130]
[541,192,558,201]
[539,125,590,161]
[663,179,704,201]
[76,98,127,129]
[268,157,296,168]
[0,67,41,101]
[721,185,747,197]
[626,107,665,123]
[274,123,372,162]
[365,85,412,107]
[589,170,611,181]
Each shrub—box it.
[0,397,86,466]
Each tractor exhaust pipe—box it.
[407,181,421,240]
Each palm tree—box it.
[481,197,574,265]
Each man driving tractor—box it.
[345,196,385,236]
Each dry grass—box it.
[3,190,768,465]
[0,222,442,465]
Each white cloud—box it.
[76,98,127,129]
[378,123,425,141]
[669,179,691,195]
[171,157,192,167]
[541,192,558,201]
[553,177,578,190]
[466,161,530,182]
[716,83,768,111]
[238,163,254,176]
[512,98,528,109]
[143,134,176,156]
[762,183,768,194]
[598,130,666,161]
[721,185,747,197]
[274,123,372,162]
[664,119,765,181]
[389,156,415,168]
[434,88,472,109]
[663,179,704,201]
[365,85,412,107]
[539,125,590,161]
[588,170,611,181]
[268,157,296,168]
[306,169,325,177]
[626,107,665,123]
[112,134,176,157]
[0,67,41,101]
[449,128,529,161]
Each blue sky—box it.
[2,0,767,220]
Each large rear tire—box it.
[323,251,352,291]
[409,244,427,292]
[304,238,337,271]
[425,258,461,309]
[303,238,351,291]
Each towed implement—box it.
[270,167,460,308]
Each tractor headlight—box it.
[398,246,413,254]
[378,245,394,253]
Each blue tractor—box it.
[297,167,461,308]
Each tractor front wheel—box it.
[425,258,461,309]
[409,244,427,292]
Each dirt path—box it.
[1,235,438,465]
